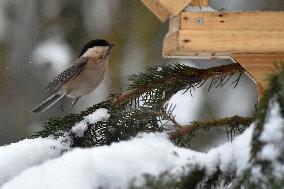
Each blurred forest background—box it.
[0,0,283,146]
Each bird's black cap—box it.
[79,39,113,57]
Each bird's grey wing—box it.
[45,57,88,93]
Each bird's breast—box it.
[63,59,107,97]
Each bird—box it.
[32,39,113,114]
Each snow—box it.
[1,102,282,189]
[71,122,88,138]
[247,101,284,185]
[256,102,284,179]
[167,89,203,125]
[71,108,110,137]
[185,6,216,12]
[157,66,162,71]
[32,38,72,74]
[260,102,284,144]
[260,144,280,161]
[259,102,284,161]
[1,133,195,189]
[0,137,70,186]
[205,125,253,175]
[1,127,254,189]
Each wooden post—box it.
[232,54,284,89]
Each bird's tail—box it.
[32,94,65,114]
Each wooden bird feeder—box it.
[141,0,284,96]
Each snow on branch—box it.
[0,137,70,186]
[1,64,284,188]
[1,127,253,189]
[232,64,284,189]
[71,108,110,137]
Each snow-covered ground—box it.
[0,102,282,189]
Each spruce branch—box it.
[112,63,244,105]
[130,165,231,189]
[169,115,252,140]
[134,64,284,189]
[141,108,252,141]
[33,63,245,148]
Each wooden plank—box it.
[190,0,208,6]
[178,30,284,54]
[232,54,284,88]
[163,31,179,56]
[163,11,284,57]
[162,0,193,15]
[163,31,230,58]
[163,30,284,57]
[141,0,170,22]
[181,12,284,31]
[141,0,192,22]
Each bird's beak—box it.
[110,43,114,48]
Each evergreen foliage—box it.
[30,63,284,188]
[232,64,284,189]
[33,63,244,148]
[127,64,284,189]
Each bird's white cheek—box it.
[82,47,109,59]
[82,48,98,58]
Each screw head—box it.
[196,18,204,25]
